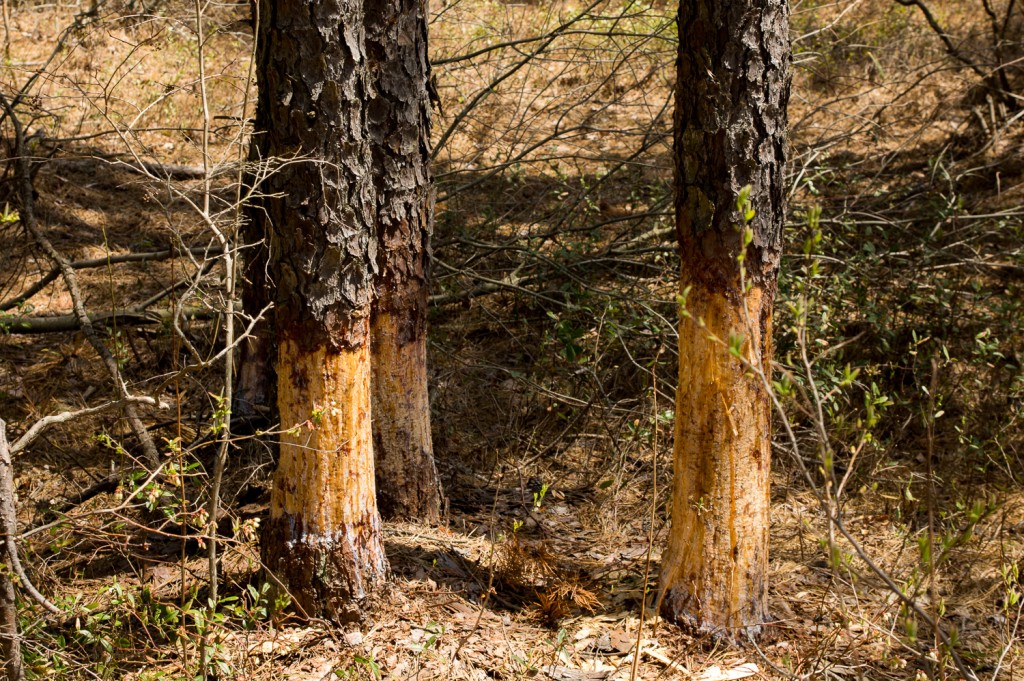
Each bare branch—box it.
[1,246,216,312]
[0,419,61,617]
[1,306,215,335]
[0,91,163,468]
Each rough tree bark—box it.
[659,0,790,639]
[254,0,388,620]
[365,0,442,522]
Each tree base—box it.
[262,512,387,623]
[265,332,389,622]
[659,587,765,643]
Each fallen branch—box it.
[1,306,215,334]
[45,157,215,180]
[0,246,216,312]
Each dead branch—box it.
[1,306,215,334]
[8,397,165,456]
[46,157,215,181]
[1,246,216,312]
[0,418,60,617]
[0,91,162,469]
[0,419,23,681]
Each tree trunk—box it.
[254,0,389,621]
[233,228,275,426]
[0,421,24,681]
[660,0,790,640]
[365,0,442,522]
[234,0,276,426]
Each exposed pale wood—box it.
[372,298,441,521]
[660,0,790,640]
[263,330,388,620]
[659,281,771,636]
[365,0,443,522]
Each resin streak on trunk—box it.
[660,280,772,636]
[660,0,789,639]
[264,325,387,620]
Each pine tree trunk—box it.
[365,0,442,522]
[660,0,790,640]
[254,0,389,620]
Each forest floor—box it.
[1,0,1023,679]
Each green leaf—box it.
[728,333,745,359]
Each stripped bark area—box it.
[660,283,773,635]
[365,0,442,521]
[253,0,389,618]
[371,295,440,521]
[263,331,387,618]
[660,0,790,639]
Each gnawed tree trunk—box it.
[659,0,790,640]
[365,0,442,522]
[254,0,388,621]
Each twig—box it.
[190,1,228,676]
[451,477,504,664]
[925,358,942,678]
[1,246,216,312]
[0,418,23,681]
[0,419,61,616]
[989,597,1023,681]
[629,338,662,681]
[8,397,163,456]
[0,91,162,469]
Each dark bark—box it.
[673,0,789,297]
[253,0,379,350]
[365,0,442,522]
[254,0,389,618]
[660,0,790,639]
[232,223,275,424]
